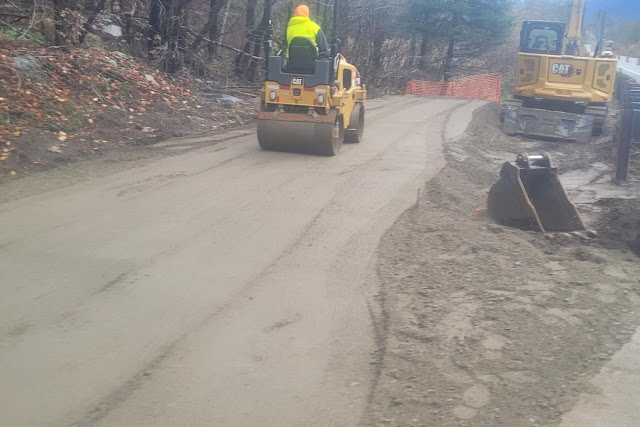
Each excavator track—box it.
[584,105,608,136]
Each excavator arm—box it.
[564,0,585,55]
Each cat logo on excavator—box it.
[551,63,575,77]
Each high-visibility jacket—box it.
[285,16,329,57]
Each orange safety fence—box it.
[405,73,502,102]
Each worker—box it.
[532,35,550,51]
[286,4,330,58]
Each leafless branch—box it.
[182,26,263,60]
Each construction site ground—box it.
[1,95,640,426]
[368,101,640,426]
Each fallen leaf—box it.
[13,131,21,137]
[48,146,62,153]
[10,171,16,176]
[88,118,94,124]
[58,131,68,142]
[0,156,7,161]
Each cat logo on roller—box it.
[551,63,575,77]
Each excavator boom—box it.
[565,0,586,55]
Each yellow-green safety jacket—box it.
[285,16,329,57]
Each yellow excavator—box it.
[502,0,617,142]
[257,0,366,156]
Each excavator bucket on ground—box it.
[487,153,585,232]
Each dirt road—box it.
[0,96,483,426]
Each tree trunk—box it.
[321,0,331,29]
[443,13,462,82]
[208,0,223,56]
[147,0,190,73]
[53,0,67,46]
[371,16,384,85]
[372,10,384,66]
[418,35,429,71]
[247,8,271,81]
[409,36,417,69]
[217,0,231,46]
[245,0,257,30]
[165,6,184,73]
[235,0,258,77]
[443,37,454,81]
[121,0,136,51]
[246,31,262,81]
[79,0,108,44]
[147,0,165,58]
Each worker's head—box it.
[294,4,310,18]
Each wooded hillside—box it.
[0,0,517,89]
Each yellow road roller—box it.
[257,0,366,156]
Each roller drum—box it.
[257,110,343,156]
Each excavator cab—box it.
[521,21,563,55]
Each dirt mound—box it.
[367,101,640,426]
[594,198,640,255]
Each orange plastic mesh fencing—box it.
[405,73,502,102]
